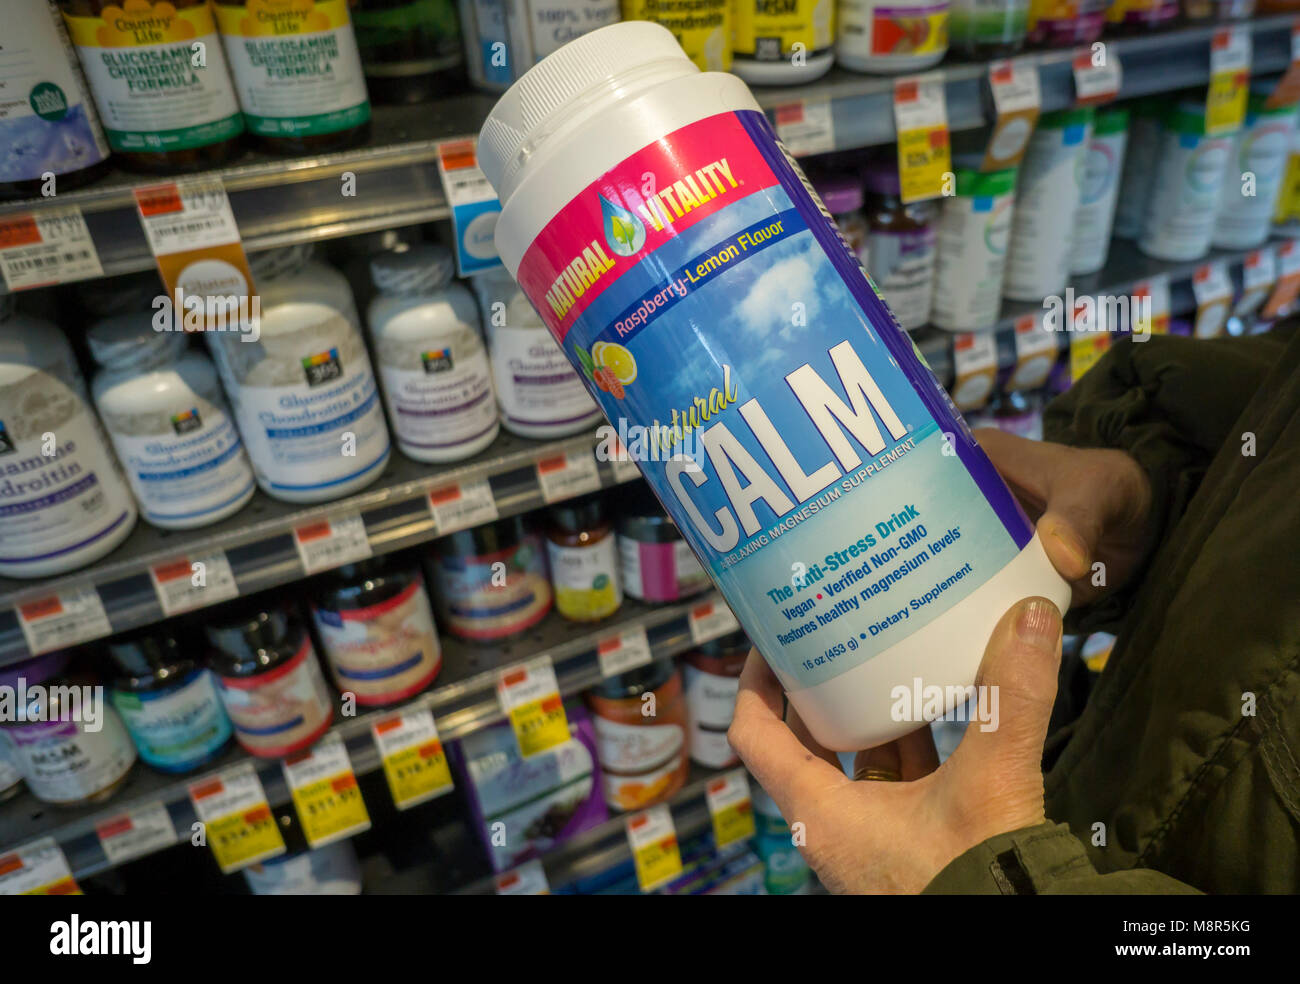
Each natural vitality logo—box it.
[637,158,738,231]
[602,196,646,257]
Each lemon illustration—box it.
[595,342,637,385]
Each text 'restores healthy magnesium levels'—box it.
[480,23,1071,750]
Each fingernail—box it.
[1016,597,1062,649]
[1047,522,1089,576]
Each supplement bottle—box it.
[863,157,937,331]
[87,317,257,530]
[1212,92,1299,251]
[206,604,335,757]
[480,22,1070,750]
[585,658,689,811]
[546,492,622,622]
[367,244,499,463]
[0,1,110,200]
[681,629,748,767]
[1112,98,1163,240]
[1104,0,1178,32]
[57,0,244,172]
[752,784,812,893]
[1069,105,1129,276]
[214,0,372,154]
[733,0,834,84]
[205,246,392,503]
[459,0,621,91]
[106,628,234,774]
[1138,102,1234,262]
[622,0,732,71]
[0,652,136,806]
[1002,106,1092,302]
[811,173,870,266]
[0,305,137,578]
[310,557,443,705]
[245,837,363,894]
[837,0,949,75]
[949,0,1028,58]
[1025,0,1105,46]
[352,0,465,103]
[472,267,602,438]
[930,160,1016,332]
[617,482,710,603]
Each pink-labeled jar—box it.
[616,485,711,604]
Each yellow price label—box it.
[632,833,683,892]
[207,804,286,873]
[508,694,570,758]
[711,799,757,848]
[897,125,951,203]
[383,741,453,808]
[292,773,370,847]
[1069,333,1110,382]
[1207,71,1248,135]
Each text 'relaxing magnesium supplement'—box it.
[480,22,1070,749]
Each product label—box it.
[733,0,834,60]
[432,534,552,640]
[594,714,686,811]
[214,637,334,757]
[1144,131,1232,261]
[436,139,503,276]
[1206,26,1250,137]
[515,0,620,64]
[378,340,497,452]
[623,0,731,71]
[951,0,1027,46]
[1072,45,1121,105]
[513,110,1032,694]
[1215,112,1297,249]
[931,176,1014,331]
[683,661,741,767]
[3,710,135,805]
[862,2,948,57]
[1003,117,1088,298]
[215,0,370,137]
[618,533,709,602]
[866,227,937,330]
[110,669,232,772]
[1070,128,1126,273]
[62,1,243,152]
[546,536,621,620]
[488,323,599,429]
[1192,261,1232,339]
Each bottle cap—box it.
[87,315,188,370]
[548,490,607,534]
[206,606,296,672]
[106,629,191,681]
[370,243,456,294]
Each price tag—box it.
[283,733,371,848]
[893,75,951,204]
[189,765,285,874]
[292,513,372,574]
[985,60,1040,169]
[1072,45,1122,105]
[149,552,239,616]
[495,859,551,895]
[1131,275,1171,337]
[707,770,757,849]
[0,207,102,291]
[498,656,570,759]
[1235,246,1277,317]
[134,180,254,329]
[688,594,741,645]
[0,838,80,896]
[1206,27,1251,136]
[606,436,644,484]
[1008,313,1057,391]
[1263,239,1300,318]
[436,140,502,277]
[626,804,683,892]
[1266,21,1300,109]
[428,478,499,534]
[535,448,602,503]
[1192,261,1233,338]
[372,710,454,810]
[950,332,998,411]
[16,586,112,656]
[597,625,654,677]
[773,99,836,158]
[1070,332,1111,382]
[95,802,178,867]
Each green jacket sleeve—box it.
[922,822,1201,894]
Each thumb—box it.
[1038,487,1106,583]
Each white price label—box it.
[372,709,454,810]
[626,804,683,892]
[495,859,551,895]
[292,513,372,574]
[95,802,178,867]
[597,625,654,677]
[773,99,836,157]
[1193,261,1233,306]
[436,140,502,277]
[893,73,947,132]
[688,595,741,645]
[134,180,240,257]
[535,448,602,503]
[428,478,499,534]
[1072,45,1122,104]
[0,838,79,896]
[0,208,102,291]
[16,586,111,655]
[1243,247,1277,291]
[149,552,239,616]
[989,59,1041,116]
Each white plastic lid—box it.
[87,316,188,370]
[370,243,456,294]
[478,22,696,201]
[249,244,315,281]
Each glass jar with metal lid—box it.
[616,483,710,604]
[546,492,622,622]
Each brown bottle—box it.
[56,0,245,173]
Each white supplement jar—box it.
[1138,102,1233,263]
[472,268,602,439]
[87,319,256,529]
[0,303,137,578]
[459,0,621,91]
[1212,92,1299,251]
[205,246,391,503]
[368,244,500,462]
[479,22,1070,750]
[1003,106,1092,302]
[837,0,950,75]
[1069,105,1129,276]
[930,161,1017,332]
[1111,99,1162,240]
[733,0,835,85]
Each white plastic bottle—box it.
[732,0,835,85]
[1138,102,1233,263]
[1111,99,1162,240]
[367,244,500,462]
[931,159,1017,332]
[1212,92,1299,251]
[205,246,392,503]
[1070,105,1129,276]
[837,0,950,75]
[0,302,137,578]
[478,22,1070,750]
[87,318,257,530]
[1003,106,1092,302]
[472,267,602,439]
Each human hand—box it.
[975,428,1153,607]
[728,596,1064,894]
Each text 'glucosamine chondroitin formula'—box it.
[479,22,1071,750]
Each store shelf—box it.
[0,590,724,879]
[0,427,636,667]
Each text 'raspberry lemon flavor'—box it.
[478,22,1070,750]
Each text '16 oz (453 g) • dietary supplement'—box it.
[479,22,1070,750]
